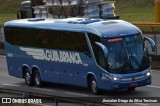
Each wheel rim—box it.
[25,72,31,84]
[91,80,97,93]
[35,73,40,85]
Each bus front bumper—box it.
[101,75,151,90]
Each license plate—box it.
[130,82,138,87]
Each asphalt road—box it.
[0,55,160,106]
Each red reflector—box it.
[130,82,138,87]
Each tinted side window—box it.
[5,27,46,48]
[88,33,101,58]
[5,27,90,56]
[47,30,90,56]
[88,33,106,68]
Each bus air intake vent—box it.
[102,21,118,25]
[79,19,102,24]
[28,18,45,22]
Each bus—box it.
[4,18,156,94]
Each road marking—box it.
[0,55,5,58]
[2,84,19,87]
[134,103,149,106]
[32,103,52,106]
[34,88,54,92]
[147,85,160,89]
[65,92,89,96]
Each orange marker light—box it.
[108,38,123,42]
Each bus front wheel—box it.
[24,69,33,86]
[34,70,42,87]
[90,77,101,95]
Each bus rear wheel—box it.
[34,70,42,87]
[90,77,101,95]
[24,69,33,86]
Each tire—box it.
[24,69,33,86]
[90,77,101,95]
[34,70,42,87]
[128,87,136,91]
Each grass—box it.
[0,7,155,25]
[115,7,160,33]
[0,14,17,26]
[116,7,155,22]
[0,0,158,33]
[114,0,154,8]
[0,0,21,25]
[0,0,21,14]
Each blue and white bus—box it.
[4,18,156,94]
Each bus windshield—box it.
[103,34,150,74]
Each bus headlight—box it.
[112,77,121,81]
[103,74,121,81]
[146,71,151,76]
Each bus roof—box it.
[4,18,141,38]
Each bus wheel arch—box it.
[32,67,43,87]
[87,74,101,95]
[22,66,29,78]
[87,74,94,87]
[23,66,33,86]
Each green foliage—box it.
[0,14,17,26]
[116,7,155,22]
[0,0,21,13]
[0,0,157,27]
[109,0,154,8]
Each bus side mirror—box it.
[95,42,108,59]
[144,37,156,52]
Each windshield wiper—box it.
[130,54,141,68]
[110,60,132,74]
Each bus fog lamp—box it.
[114,84,118,88]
